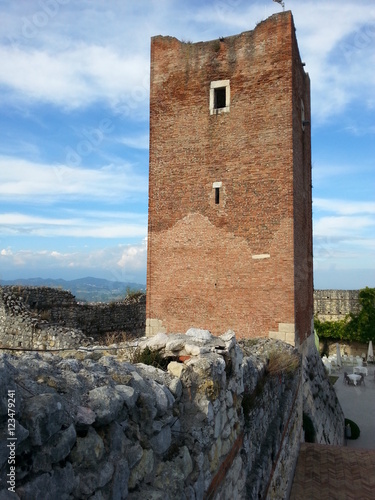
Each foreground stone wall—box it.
[313,289,360,322]
[301,335,345,445]
[0,329,344,499]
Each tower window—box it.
[212,181,222,205]
[210,80,230,115]
[214,87,226,109]
[215,187,220,204]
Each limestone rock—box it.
[33,423,76,472]
[143,332,169,350]
[75,406,96,427]
[115,384,138,409]
[185,343,202,356]
[129,448,154,489]
[16,462,75,500]
[88,385,125,425]
[167,361,186,378]
[21,393,65,446]
[110,458,130,499]
[74,461,114,498]
[185,328,212,342]
[69,427,104,467]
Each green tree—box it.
[347,287,375,341]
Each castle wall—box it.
[0,286,145,350]
[1,285,361,351]
[313,289,360,322]
[147,11,313,344]
[0,332,343,499]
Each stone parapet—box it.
[0,330,342,499]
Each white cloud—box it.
[0,157,148,202]
[118,134,149,150]
[1,0,373,122]
[291,1,375,122]
[0,211,147,239]
[0,45,149,110]
[117,240,147,272]
[314,215,374,238]
[314,199,375,216]
[1,248,13,256]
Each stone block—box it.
[22,393,65,446]
[279,323,295,333]
[167,361,186,378]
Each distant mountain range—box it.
[0,277,145,303]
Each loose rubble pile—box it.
[0,329,306,499]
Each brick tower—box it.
[146,11,313,346]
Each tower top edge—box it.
[151,10,294,46]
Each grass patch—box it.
[103,331,131,345]
[267,349,300,376]
[131,346,169,370]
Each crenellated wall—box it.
[313,289,360,322]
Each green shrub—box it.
[131,347,168,370]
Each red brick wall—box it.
[291,23,313,344]
[147,11,313,342]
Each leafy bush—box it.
[314,316,351,340]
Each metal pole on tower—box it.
[272,0,285,11]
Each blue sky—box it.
[0,0,374,289]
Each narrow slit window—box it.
[215,187,220,204]
[213,181,222,205]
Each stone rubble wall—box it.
[301,335,345,445]
[1,286,363,350]
[0,286,146,351]
[0,331,315,500]
[313,289,360,322]
[0,287,88,351]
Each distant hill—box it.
[0,277,145,303]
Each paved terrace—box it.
[290,363,375,499]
